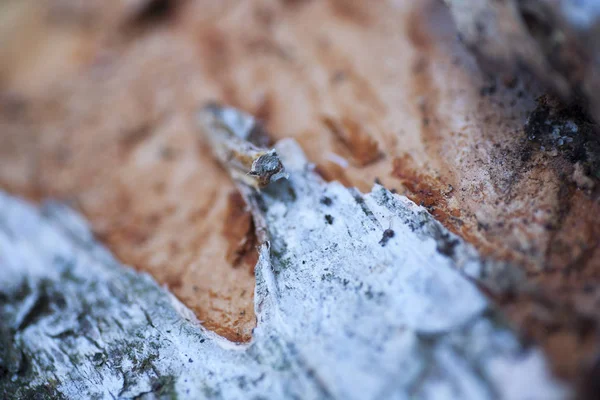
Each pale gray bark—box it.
[0,138,568,399]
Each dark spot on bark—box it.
[325,214,334,225]
[131,0,178,27]
[320,196,333,206]
[525,95,600,179]
[92,353,104,365]
[479,78,497,96]
[435,231,459,257]
[379,229,395,246]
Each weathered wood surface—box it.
[0,136,567,399]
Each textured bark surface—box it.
[1,0,600,390]
[446,0,600,121]
[0,140,567,399]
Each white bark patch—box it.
[0,139,568,399]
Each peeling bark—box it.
[0,135,567,399]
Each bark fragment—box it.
[0,133,568,398]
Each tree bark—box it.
[1,0,600,398]
[1,137,566,399]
